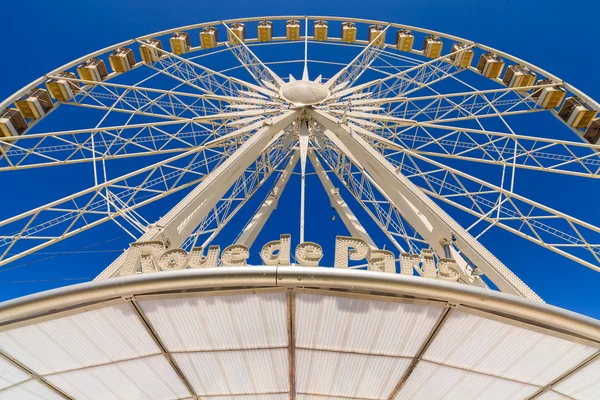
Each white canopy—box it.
[0,267,598,400]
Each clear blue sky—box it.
[0,0,599,319]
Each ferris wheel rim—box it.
[0,14,599,303]
[0,15,597,113]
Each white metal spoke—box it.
[142,42,279,98]
[309,149,384,250]
[325,24,391,91]
[0,110,279,170]
[97,110,299,278]
[348,120,600,179]
[330,44,474,101]
[183,138,296,251]
[0,114,297,266]
[309,108,537,299]
[223,22,286,90]
[235,151,298,248]
[364,128,600,273]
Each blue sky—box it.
[1,0,599,319]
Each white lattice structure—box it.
[0,16,599,400]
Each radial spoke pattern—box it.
[0,16,599,302]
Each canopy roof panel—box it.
[0,267,598,400]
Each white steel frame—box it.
[1,16,600,302]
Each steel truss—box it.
[1,16,599,306]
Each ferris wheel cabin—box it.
[200,27,218,49]
[314,20,329,41]
[15,88,53,120]
[422,35,443,58]
[0,108,27,137]
[169,32,191,55]
[108,48,136,73]
[449,43,474,68]
[227,23,245,44]
[257,20,273,42]
[341,21,357,43]
[76,58,108,82]
[45,72,80,101]
[395,29,414,52]
[139,38,163,63]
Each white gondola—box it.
[76,58,108,82]
[531,79,566,109]
[422,35,443,58]
[584,118,600,144]
[341,21,357,43]
[395,29,414,52]
[503,65,536,89]
[313,20,328,41]
[286,19,301,41]
[449,43,474,68]
[558,97,598,129]
[257,20,272,42]
[477,52,505,79]
[139,39,163,63]
[201,27,218,49]
[108,47,136,73]
[169,32,191,55]
[45,72,80,101]
[15,89,53,120]
[227,23,245,45]
[0,109,27,137]
[368,25,386,46]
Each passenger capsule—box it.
[76,58,108,82]
[201,27,218,49]
[45,72,80,101]
[286,20,301,41]
[584,119,600,144]
[422,35,443,58]
[227,23,245,45]
[449,43,474,68]
[341,22,357,43]
[15,89,53,120]
[531,79,566,109]
[368,25,386,47]
[395,29,414,52]
[503,65,536,90]
[108,47,136,73]
[257,21,273,42]
[477,53,505,79]
[558,97,598,129]
[170,32,191,55]
[313,20,328,41]
[139,39,163,63]
[0,109,27,137]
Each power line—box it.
[0,236,126,274]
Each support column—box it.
[308,108,539,301]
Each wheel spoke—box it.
[325,24,391,91]
[330,44,475,100]
[98,110,299,277]
[141,41,279,98]
[183,138,296,251]
[0,116,294,266]
[0,110,280,170]
[222,22,286,90]
[364,128,600,272]
[345,118,600,178]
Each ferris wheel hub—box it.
[280,79,330,106]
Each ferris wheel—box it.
[2,15,600,400]
[1,15,600,300]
